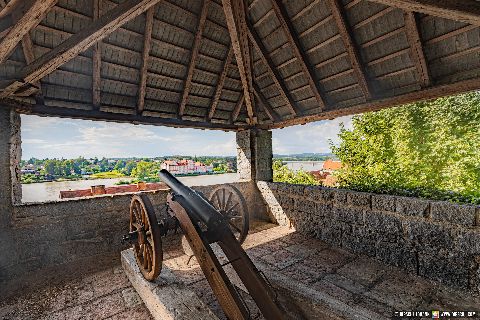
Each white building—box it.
[161,159,213,175]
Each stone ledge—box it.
[121,249,218,320]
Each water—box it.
[22,173,239,203]
[283,161,324,172]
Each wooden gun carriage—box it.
[123,169,285,320]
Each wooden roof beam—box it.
[222,0,256,124]
[368,0,480,26]
[4,98,245,131]
[178,0,209,117]
[253,83,280,122]
[92,0,102,109]
[270,0,326,112]
[137,7,154,114]
[404,11,431,87]
[0,0,22,19]
[0,0,163,99]
[230,93,244,123]
[0,0,57,64]
[264,77,480,129]
[208,45,233,121]
[247,20,299,117]
[327,0,372,100]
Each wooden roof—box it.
[0,0,479,131]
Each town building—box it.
[160,159,213,175]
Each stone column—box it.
[236,129,272,182]
[0,107,21,225]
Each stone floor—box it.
[1,223,479,319]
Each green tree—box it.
[273,160,319,185]
[131,161,158,180]
[331,92,480,204]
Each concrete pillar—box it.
[236,129,272,182]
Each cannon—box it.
[123,169,285,320]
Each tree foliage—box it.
[273,160,319,185]
[331,92,480,204]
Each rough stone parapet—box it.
[1,181,267,292]
[257,181,480,293]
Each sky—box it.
[21,115,353,159]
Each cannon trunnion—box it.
[123,169,285,320]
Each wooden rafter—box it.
[222,0,256,124]
[0,0,163,99]
[137,7,154,114]
[247,20,299,117]
[92,0,102,109]
[270,0,326,112]
[265,77,480,129]
[230,93,244,123]
[253,83,280,122]
[4,98,245,131]
[0,0,21,19]
[178,0,209,117]
[404,11,431,87]
[208,45,233,121]
[327,0,372,100]
[368,0,480,26]
[0,0,57,64]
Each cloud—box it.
[272,116,352,154]
[22,138,47,144]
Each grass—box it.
[89,171,125,179]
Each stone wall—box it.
[0,181,266,297]
[257,181,480,293]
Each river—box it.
[22,173,239,203]
[283,161,324,172]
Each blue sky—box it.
[21,115,352,159]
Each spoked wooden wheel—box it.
[209,184,249,244]
[130,194,162,281]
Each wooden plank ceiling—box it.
[0,0,479,131]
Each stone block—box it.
[375,241,417,273]
[286,184,305,195]
[280,195,294,209]
[333,189,348,207]
[371,194,396,212]
[333,207,364,225]
[395,196,429,217]
[346,191,371,209]
[305,186,334,204]
[454,229,480,255]
[341,227,377,257]
[430,201,476,226]
[403,219,456,251]
[363,211,403,235]
[294,199,316,213]
[417,252,472,289]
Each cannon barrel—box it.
[159,169,224,229]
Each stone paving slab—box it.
[2,223,480,320]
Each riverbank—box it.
[22,173,239,203]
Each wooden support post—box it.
[92,0,102,109]
[0,0,57,64]
[137,7,154,114]
[270,0,326,112]
[0,0,163,99]
[404,11,431,87]
[327,0,372,99]
[247,21,299,117]
[222,0,256,124]
[178,0,209,117]
[208,45,233,121]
